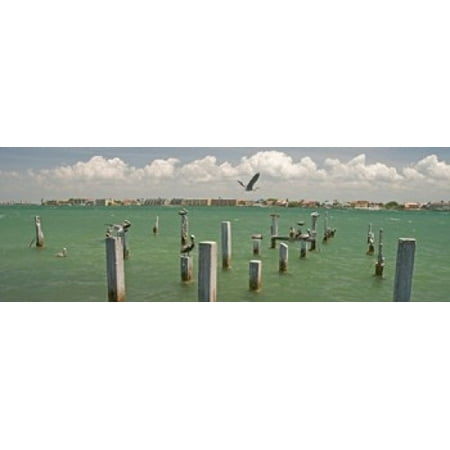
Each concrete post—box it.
[393,238,416,302]
[221,221,232,269]
[279,242,288,272]
[198,241,217,302]
[249,260,262,291]
[106,236,126,301]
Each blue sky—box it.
[1,147,449,170]
[1,148,449,203]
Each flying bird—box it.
[237,172,260,191]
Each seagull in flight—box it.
[237,172,260,191]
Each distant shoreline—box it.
[1,201,449,212]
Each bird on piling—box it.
[181,234,195,256]
[237,172,260,191]
[105,221,131,235]
[55,248,67,257]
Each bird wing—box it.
[237,180,246,188]
[247,172,260,190]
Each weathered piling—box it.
[270,214,280,248]
[311,212,319,232]
[180,255,193,282]
[323,212,329,242]
[310,212,319,251]
[249,260,262,291]
[105,236,126,301]
[289,227,296,239]
[252,234,262,256]
[179,209,189,247]
[119,229,130,259]
[198,241,217,302]
[367,223,375,255]
[279,243,288,272]
[35,216,44,247]
[393,238,416,302]
[153,216,159,235]
[375,229,384,276]
[221,221,232,269]
[300,238,307,258]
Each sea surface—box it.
[0,205,448,301]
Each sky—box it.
[1,147,449,203]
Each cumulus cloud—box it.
[324,154,403,183]
[1,151,450,202]
[403,154,450,182]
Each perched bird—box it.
[122,220,132,231]
[181,234,195,256]
[237,172,260,191]
[55,247,67,257]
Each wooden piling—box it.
[367,223,375,255]
[367,223,374,243]
[270,214,280,248]
[375,229,384,276]
[198,241,217,302]
[279,243,288,272]
[106,236,126,301]
[323,212,329,242]
[249,260,262,291]
[35,216,44,247]
[300,239,307,258]
[393,238,416,302]
[252,234,262,256]
[180,255,193,282]
[153,216,159,235]
[311,212,320,232]
[179,209,189,247]
[119,229,130,260]
[310,212,319,251]
[221,221,232,269]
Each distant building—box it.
[122,199,140,206]
[302,200,320,208]
[43,200,60,206]
[425,201,450,211]
[352,200,370,209]
[237,199,255,206]
[210,198,238,206]
[95,198,115,206]
[68,198,91,206]
[403,202,421,210]
[143,198,170,206]
[183,199,211,206]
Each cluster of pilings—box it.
[270,211,336,256]
[105,210,337,301]
[32,212,418,302]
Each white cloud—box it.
[324,154,402,183]
[51,156,131,181]
[404,154,450,181]
[138,158,180,179]
[1,151,450,202]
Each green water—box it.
[0,205,448,301]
